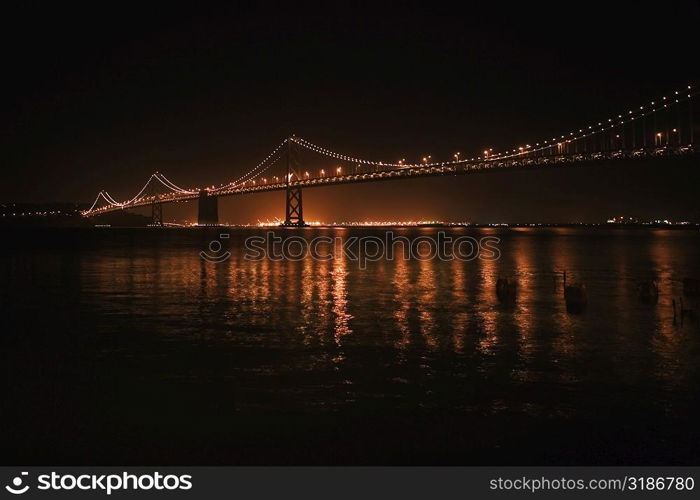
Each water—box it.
[1,227,699,464]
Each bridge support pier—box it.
[198,190,219,226]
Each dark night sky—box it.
[2,2,699,223]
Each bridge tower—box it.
[146,175,165,226]
[198,190,219,226]
[283,136,305,226]
[151,195,163,227]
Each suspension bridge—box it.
[82,86,698,226]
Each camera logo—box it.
[5,472,29,495]
[200,233,231,263]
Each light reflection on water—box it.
[58,230,700,393]
[2,226,700,462]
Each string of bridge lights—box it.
[219,152,286,189]
[216,153,286,190]
[155,172,198,195]
[120,173,197,206]
[84,191,119,213]
[291,136,464,168]
[83,84,696,214]
[489,84,696,161]
[286,85,695,168]
[212,139,289,191]
[85,173,198,214]
[101,191,123,206]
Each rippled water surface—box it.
[2,227,699,464]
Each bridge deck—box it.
[86,146,696,215]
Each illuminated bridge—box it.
[83,86,698,226]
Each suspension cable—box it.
[212,139,289,191]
